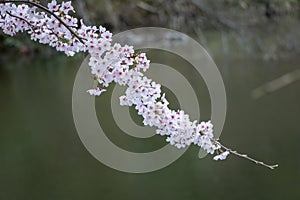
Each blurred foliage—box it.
[0,0,299,60]
[77,0,299,30]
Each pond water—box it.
[0,30,299,199]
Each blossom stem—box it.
[215,141,279,170]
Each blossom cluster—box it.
[0,0,229,161]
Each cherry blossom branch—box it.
[0,0,278,170]
[215,141,279,169]
[1,0,86,44]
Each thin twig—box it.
[5,11,34,31]
[1,0,86,44]
[215,141,279,170]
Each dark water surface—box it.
[0,34,300,200]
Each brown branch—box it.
[1,0,86,44]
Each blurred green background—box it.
[0,0,300,199]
